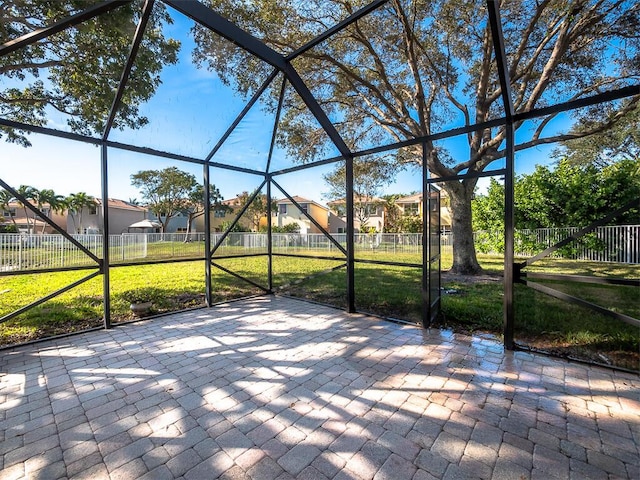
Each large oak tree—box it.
[192,0,639,274]
[0,0,180,146]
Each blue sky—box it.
[0,4,560,205]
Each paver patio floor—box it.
[1,296,638,480]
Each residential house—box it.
[276,196,329,234]
[196,196,269,233]
[1,202,66,234]
[395,191,452,231]
[327,195,385,233]
[146,210,192,234]
[69,199,148,234]
[2,198,148,234]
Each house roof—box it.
[396,188,446,204]
[395,193,422,203]
[5,200,57,209]
[277,196,328,211]
[96,198,147,212]
[6,198,146,212]
[327,195,383,206]
[276,195,312,204]
[220,195,267,207]
[3,216,49,226]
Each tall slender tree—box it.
[0,189,17,230]
[324,156,396,231]
[236,191,276,232]
[66,192,96,234]
[34,188,65,233]
[180,184,225,242]
[14,185,37,233]
[381,194,403,233]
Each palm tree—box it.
[34,189,66,233]
[0,189,18,230]
[66,192,96,234]
[15,185,37,234]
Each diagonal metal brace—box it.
[206,69,280,162]
[103,0,155,140]
[0,1,131,56]
[210,179,267,256]
[0,178,101,265]
[163,0,286,69]
[520,279,640,328]
[212,261,269,293]
[0,270,101,324]
[525,198,640,266]
[271,178,348,256]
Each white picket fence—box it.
[0,225,637,272]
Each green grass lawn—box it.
[0,251,637,370]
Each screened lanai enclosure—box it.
[0,0,638,370]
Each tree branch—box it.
[508,0,553,79]
[392,0,428,135]
[349,20,417,129]
[0,60,60,75]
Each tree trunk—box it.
[184,215,193,243]
[70,213,77,234]
[22,207,32,234]
[444,182,482,275]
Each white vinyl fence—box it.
[471,225,639,263]
[0,225,637,272]
[0,234,147,272]
[517,225,639,263]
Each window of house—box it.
[365,204,378,216]
[334,205,346,216]
[214,209,227,218]
[3,208,16,218]
[337,227,345,233]
[88,206,97,215]
[300,204,308,213]
[404,203,419,216]
[279,204,287,215]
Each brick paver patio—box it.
[1,296,638,479]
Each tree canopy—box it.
[554,101,640,167]
[323,156,396,229]
[1,1,180,146]
[179,183,224,241]
[65,192,95,234]
[193,0,640,274]
[131,167,198,233]
[236,191,275,232]
[131,167,225,234]
[472,158,640,242]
